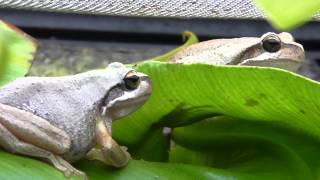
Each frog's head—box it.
[239,32,305,72]
[169,32,304,72]
[101,62,152,121]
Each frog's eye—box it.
[124,71,141,90]
[262,34,281,53]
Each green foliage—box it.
[148,31,199,62]
[254,0,320,30]
[0,151,69,180]
[75,159,250,180]
[0,21,36,86]
[171,116,317,179]
[114,61,320,145]
[1,31,320,180]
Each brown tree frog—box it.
[169,32,305,72]
[0,62,152,179]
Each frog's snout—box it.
[138,73,152,95]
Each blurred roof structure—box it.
[0,0,319,20]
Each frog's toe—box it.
[53,155,87,179]
[64,168,87,180]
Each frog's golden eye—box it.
[124,71,141,90]
[262,34,281,53]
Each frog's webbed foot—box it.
[86,145,131,168]
[0,122,87,179]
[49,155,87,179]
[87,120,131,167]
[0,104,86,179]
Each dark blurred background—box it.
[0,9,319,79]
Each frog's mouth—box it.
[240,57,304,72]
[100,76,152,121]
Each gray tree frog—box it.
[0,62,152,179]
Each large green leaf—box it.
[0,21,37,86]
[0,151,71,180]
[75,159,276,180]
[111,61,320,179]
[129,127,170,162]
[171,116,319,179]
[3,149,279,180]
[2,30,320,180]
[254,0,320,30]
[0,149,280,180]
[113,61,320,145]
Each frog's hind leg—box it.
[0,123,83,177]
[0,103,71,154]
[0,103,86,179]
[0,123,86,179]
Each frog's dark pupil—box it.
[262,38,281,53]
[124,75,140,90]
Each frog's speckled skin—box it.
[0,66,131,162]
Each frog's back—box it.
[169,37,259,65]
[0,75,108,161]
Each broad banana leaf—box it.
[0,20,36,86]
[1,31,320,180]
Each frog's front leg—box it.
[0,103,86,179]
[86,119,130,167]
